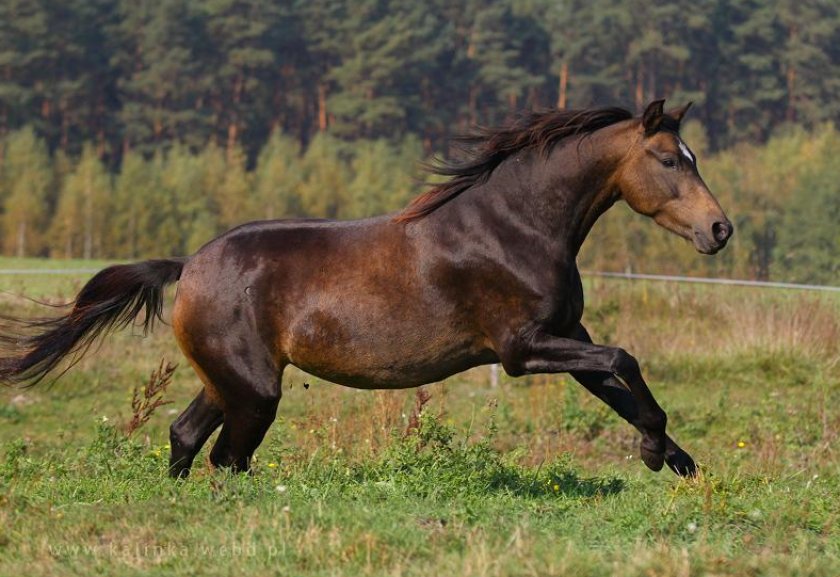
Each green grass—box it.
[1,259,839,576]
[0,256,116,300]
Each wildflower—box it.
[267,462,278,468]
[687,522,698,534]
[737,441,746,448]
[275,485,287,493]
[553,484,560,492]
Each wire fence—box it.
[0,269,101,275]
[580,271,840,293]
[1,267,838,293]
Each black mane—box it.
[396,106,634,222]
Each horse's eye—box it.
[662,157,677,169]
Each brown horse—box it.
[0,99,731,479]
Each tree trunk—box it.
[468,85,478,125]
[786,25,798,123]
[228,72,245,160]
[635,62,645,110]
[84,172,93,260]
[16,220,25,258]
[786,65,797,123]
[317,83,328,131]
[557,60,568,109]
[129,211,137,260]
[227,122,238,162]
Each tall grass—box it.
[1,268,839,576]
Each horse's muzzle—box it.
[694,219,733,255]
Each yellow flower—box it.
[267,463,278,468]
[737,441,746,448]
[553,484,560,492]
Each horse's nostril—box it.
[712,221,731,243]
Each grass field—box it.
[1,258,838,576]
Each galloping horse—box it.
[0,100,732,479]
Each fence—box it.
[2,267,839,292]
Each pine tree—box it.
[346,135,422,218]
[160,143,214,254]
[253,131,301,220]
[200,0,280,157]
[113,0,210,151]
[0,128,52,256]
[215,142,253,229]
[51,145,111,259]
[297,133,350,219]
[467,1,546,122]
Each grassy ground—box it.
[0,258,838,576]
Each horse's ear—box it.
[642,99,666,135]
[667,102,693,125]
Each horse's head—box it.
[615,99,732,255]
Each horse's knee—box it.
[643,407,667,433]
[609,348,641,381]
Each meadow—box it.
[0,258,838,576]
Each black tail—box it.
[0,258,187,387]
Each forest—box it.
[0,0,838,283]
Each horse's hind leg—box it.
[198,360,283,473]
[171,272,283,474]
[169,389,224,478]
[209,388,281,472]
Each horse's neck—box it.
[455,130,628,260]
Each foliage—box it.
[1,0,840,283]
[3,0,840,154]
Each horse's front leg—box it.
[502,330,668,472]
[568,324,697,477]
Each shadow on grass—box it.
[323,433,629,501]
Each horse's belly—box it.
[284,309,493,389]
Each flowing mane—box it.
[395,106,634,222]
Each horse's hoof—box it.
[168,460,192,479]
[665,447,697,478]
[640,437,665,472]
[169,467,190,479]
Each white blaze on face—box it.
[677,138,696,167]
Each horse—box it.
[0,99,732,479]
